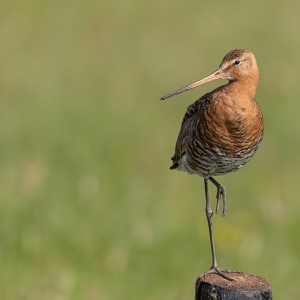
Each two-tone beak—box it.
[160,68,225,100]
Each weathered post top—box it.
[195,272,272,300]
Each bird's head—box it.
[160,49,259,100]
[219,49,259,84]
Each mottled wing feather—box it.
[170,92,213,168]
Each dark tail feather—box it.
[170,162,179,169]
[170,155,180,170]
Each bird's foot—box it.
[215,184,227,217]
[208,177,227,217]
[198,266,242,281]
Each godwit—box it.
[161,49,264,280]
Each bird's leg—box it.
[198,178,240,281]
[209,177,227,217]
[204,178,218,270]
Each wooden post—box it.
[195,273,272,300]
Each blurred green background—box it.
[0,0,299,299]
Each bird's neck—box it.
[226,79,258,100]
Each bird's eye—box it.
[234,60,240,65]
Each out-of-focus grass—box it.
[0,0,299,299]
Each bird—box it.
[160,49,264,280]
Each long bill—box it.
[160,68,224,100]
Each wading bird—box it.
[161,49,264,280]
